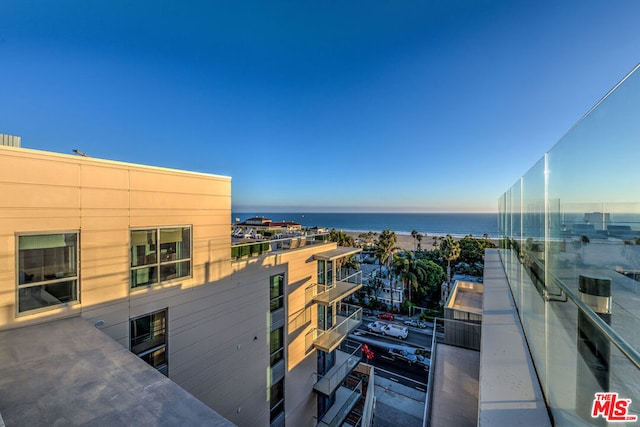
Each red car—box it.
[377,312,394,321]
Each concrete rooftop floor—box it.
[429,344,480,427]
[450,282,483,313]
[0,317,233,427]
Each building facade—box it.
[0,144,371,426]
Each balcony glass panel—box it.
[314,341,362,396]
[312,271,363,305]
[317,380,363,427]
[498,65,640,425]
[231,233,330,260]
[311,305,362,353]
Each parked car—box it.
[367,321,387,333]
[416,354,431,370]
[417,321,430,329]
[377,312,394,321]
[403,319,418,328]
[381,324,409,339]
[388,348,417,364]
[362,308,374,316]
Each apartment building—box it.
[426,66,640,426]
[0,142,373,426]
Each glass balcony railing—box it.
[314,340,362,396]
[231,233,330,260]
[317,378,363,427]
[498,64,640,425]
[310,271,363,305]
[307,304,362,353]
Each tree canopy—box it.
[329,229,354,247]
[439,234,461,283]
[457,235,496,264]
[393,252,446,304]
[375,229,397,268]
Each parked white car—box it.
[381,324,409,339]
[367,321,387,333]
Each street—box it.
[348,317,433,389]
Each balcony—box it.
[311,271,363,306]
[307,304,362,353]
[314,340,362,396]
[317,376,363,427]
[313,247,362,262]
[231,233,330,260]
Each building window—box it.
[130,309,168,376]
[317,260,333,285]
[270,273,284,311]
[270,379,285,423]
[318,304,333,331]
[270,327,284,366]
[17,232,79,313]
[130,226,191,288]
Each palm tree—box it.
[375,229,398,309]
[440,234,461,284]
[416,233,424,250]
[393,253,428,303]
[329,229,354,247]
[393,253,410,301]
[411,230,419,251]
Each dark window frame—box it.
[130,308,168,375]
[270,327,284,366]
[130,226,192,289]
[269,273,285,312]
[270,378,285,423]
[16,231,80,315]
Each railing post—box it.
[576,274,611,425]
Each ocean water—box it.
[232,212,498,239]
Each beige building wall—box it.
[0,146,269,425]
[231,242,341,427]
[0,145,232,330]
[0,145,341,426]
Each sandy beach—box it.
[342,231,498,251]
[344,231,444,251]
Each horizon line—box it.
[231,210,498,214]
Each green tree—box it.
[411,230,419,251]
[393,253,411,301]
[458,235,496,265]
[415,260,447,303]
[357,231,377,249]
[393,253,431,303]
[375,229,398,308]
[329,229,354,247]
[440,234,461,284]
[416,233,424,250]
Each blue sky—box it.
[1,1,638,213]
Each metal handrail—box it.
[230,233,330,259]
[314,341,362,396]
[231,232,329,248]
[502,248,640,371]
[547,268,640,370]
[317,378,363,427]
[314,271,363,296]
[422,318,439,427]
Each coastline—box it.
[234,212,499,240]
[342,230,499,251]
